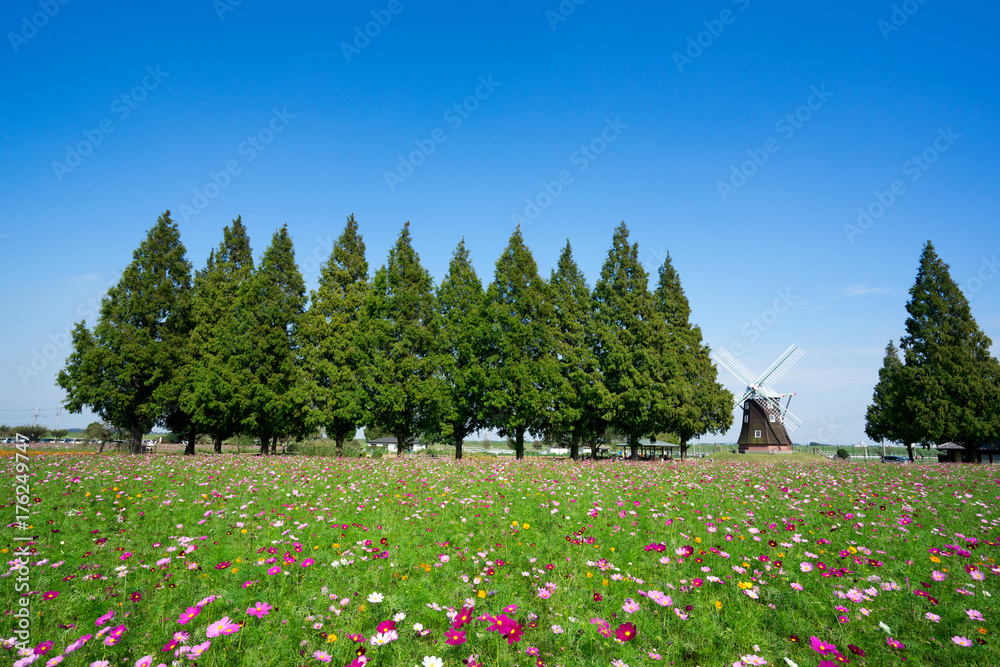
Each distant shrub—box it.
[836,448,850,460]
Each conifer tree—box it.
[302,214,369,457]
[483,227,563,460]
[178,217,254,453]
[57,211,192,453]
[232,224,310,454]
[895,242,1000,451]
[360,223,447,456]
[865,340,925,460]
[549,240,604,460]
[435,239,487,460]
[652,252,732,460]
[593,222,676,460]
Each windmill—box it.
[713,344,803,453]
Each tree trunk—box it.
[570,432,580,461]
[213,435,222,454]
[259,434,269,456]
[628,434,638,461]
[184,429,196,456]
[270,436,277,456]
[130,426,144,455]
[679,437,688,461]
[454,433,464,460]
[395,434,405,457]
[588,439,598,459]
[906,442,914,462]
[335,435,344,458]
[515,429,524,460]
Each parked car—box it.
[881,455,910,463]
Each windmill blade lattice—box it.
[755,344,804,390]
[713,348,757,395]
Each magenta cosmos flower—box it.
[177,607,201,625]
[445,628,467,646]
[810,637,837,655]
[615,622,637,643]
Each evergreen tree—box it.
[592,222,676,460]
[57,211,192,453]
[178,217,254,454]
[549,240,604,460]
[865,340,924,460]
[435,239,488,460]
[483,227,563,460]
[652,252,732,460]
[360,223,447,456]
[302,214,369,457]
[896,242,1000,450]
[232,224,310,454]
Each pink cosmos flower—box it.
[301,558,315,568]
[206,617,231,638]
[886,637,904,650]
[95,611,115,627]
[445,628,467,646]
[313,651,332,662]
[966,609,984,621]
[952,636,972,647]
[188,641,211,657]
[135,656,153,667]
[246,601,272,618]
[267,566,281,575]
[42,591,59,602]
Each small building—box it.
[366,436,425,453]
[936,442,1000,464]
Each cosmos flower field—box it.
[3,454,998,667]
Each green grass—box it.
[2,452,997,666]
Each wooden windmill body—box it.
[714,345,803,454]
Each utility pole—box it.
[54,407,61,433]
[31,407,40,426]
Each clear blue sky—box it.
[2,1,998,445]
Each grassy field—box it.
[2,452,997,666]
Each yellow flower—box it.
[848,546,857,554]
[231,567,238,574]
[586,572,593,578]
[477,590,487,598]
[695,537,702,543]
[602,579,609,587]
[930,556,941,563]
[610,547,615,552]
[241,529,247,534]
[522,523,530,530]
[715,601,722,610]
[327,634,337,643]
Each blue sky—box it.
[2,1,998,445]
